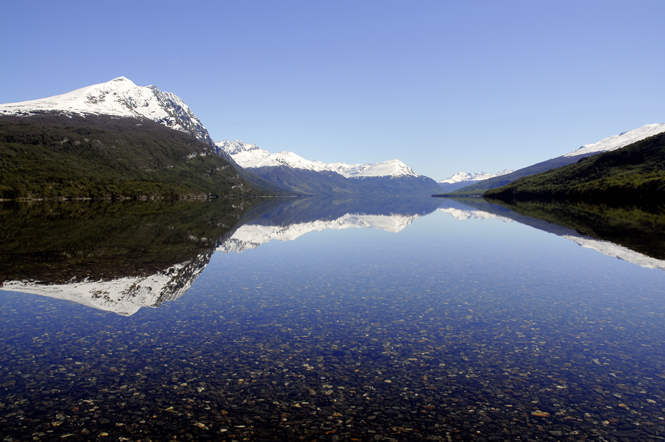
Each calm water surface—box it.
[1,198,665,441]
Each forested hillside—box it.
[0,115,274,200]
[484,133,665,207]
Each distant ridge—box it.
[438,170,513,192]
[216,140,418,178]
[216,140,442,195]
[450,123,665,195]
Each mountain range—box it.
[216,140,416,178]
[435,123,664,196]
[2,76,662,202]
[0,77,443,198]
[216,140,442,195]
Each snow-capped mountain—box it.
[215,140,441,195]
[563,123,665,158]
[216,140,417,178]
[1,252,212,316]
[0,76,215,146]
[328,159,416,179]
[216,140,330,172]
[437,170,514,192]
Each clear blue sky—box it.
[1,0,664,180]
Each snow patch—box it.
[563,123,665,157]
[438,170,514,184]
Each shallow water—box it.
[2,198,665,441]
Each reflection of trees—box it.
[444,197,665,262]
[0,199,258,284]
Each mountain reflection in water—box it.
[2,197,665,441]
[0,197,442,314]
[0,200,254,315]
[218,197,442,253]
[438,197,665,271]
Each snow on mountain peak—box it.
[215,140,261,155]
[0,77,215,146]
[563,123,665,157]
[438,169,513,184]
[102,76,137,88]
[215,140,330,171]
[216,140,419,178]
[328,159,415,178]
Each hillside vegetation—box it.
[484,133,665,207]
[0,114,277,200]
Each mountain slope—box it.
[484,132,665,207]
[0,115,268,200]
[0,78,281,199]
[447,156,596,195]
[0,77,215,146]
[451,123,665,195]
[563,123,665,158]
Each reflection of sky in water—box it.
[1,206,665,440]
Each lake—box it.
[1,197,665,441]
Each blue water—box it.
[1,199,665,441]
